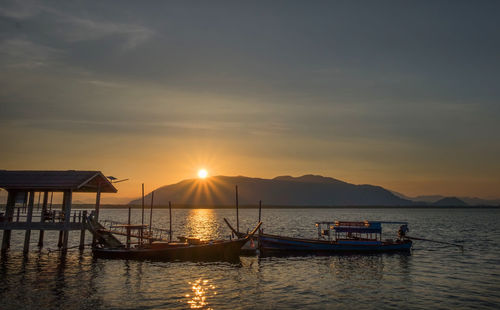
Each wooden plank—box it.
[0,222,85,230]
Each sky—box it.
[1,0,499,202]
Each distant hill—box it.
[432,197,468,207]
[404,195,500,206]
[129,174,415,207]
[411,195,446,203]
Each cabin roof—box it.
[0,170,117,193]
[315,221,409,226]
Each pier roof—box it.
[0,170,117,193]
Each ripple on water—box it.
[1,208,500,309]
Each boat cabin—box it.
[315,220,408,243]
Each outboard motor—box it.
[398,224,409,239]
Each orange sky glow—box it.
[1,2,499,203]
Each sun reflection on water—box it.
[186,209,217,240]
[186,278,217,309]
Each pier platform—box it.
[0,170,117,253]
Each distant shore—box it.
[70,204,500,209]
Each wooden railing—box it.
[0,208,86,224]
[101,219,171,241]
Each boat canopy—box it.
[333,221,382,234]
[314,221,409,235]
[334,226,382,234]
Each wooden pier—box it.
[0,170,117,253]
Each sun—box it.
[198,169,208,179]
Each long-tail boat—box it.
[257,221,412,255]
[87,212,262,261]
[225,219,412,255]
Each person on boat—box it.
[398,224,409,240]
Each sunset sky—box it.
[1,1,499,201]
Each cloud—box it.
[0,38,63,68]
[1,0,154,49]
[46,9,154,49]
[0,0,41,19]
[81,79,126,89]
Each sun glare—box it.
[198,169,208,179]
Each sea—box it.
[1,208,499,309]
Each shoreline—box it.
[70,204,500,209]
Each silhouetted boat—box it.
[92,236,254,261]
[226,219,412,254]
[258,221,412,255]
[87,213,262,261]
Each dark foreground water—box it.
[1,208,500,309]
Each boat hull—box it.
[259,234,412,255]
[93,238,248,262]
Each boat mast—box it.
[141,183,145,245]
[258,200,262,222]
[149,190,154,236]
[127,207,131,248]
[235,185,239,233]
[169,201,172,242]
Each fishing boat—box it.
[87,212,262,261]
[258,221,412,255]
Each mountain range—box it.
[128,174,498,207]
[390,192,500,206]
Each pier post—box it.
[79,210,87,250]
[58,231,63,248]
[23,191,35,254]
[62,190,72,251]
[1,190,17,252]
[92,183,101,247]
[38,191,49,247]
[95,184,101,222]
[22,191,28,211]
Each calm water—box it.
[1,208,500,309]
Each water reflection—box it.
[186,278,217,309]
[328,255,385,281]
[0,251,105,309]
[327,253,412,281]
[1,209,498,309]
[185,209,218,240]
